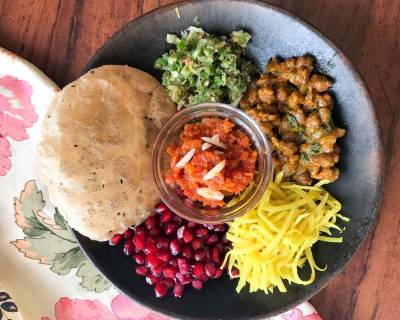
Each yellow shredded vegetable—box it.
[222,171,348,294]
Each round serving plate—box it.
[73,1,384,319]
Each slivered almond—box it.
[201,135,226,149]
[175,148,196,168]
[203,160,226,181]
[214,150,224,155]
[202,142,212,151]
[196,188,224,201]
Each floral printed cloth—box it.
[0,47,322,320]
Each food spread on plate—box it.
[166,117,257,207]
[37,25,348,299]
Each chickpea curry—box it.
[166,118,257,207]
[240,55,345,185]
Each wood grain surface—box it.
[0,1,399,319]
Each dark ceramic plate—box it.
[73,1,384,319]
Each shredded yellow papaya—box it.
[223,171,348,294]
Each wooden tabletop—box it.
[0,1,398,319]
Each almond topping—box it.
[196,188,224,201]
[175,148,196,168]
[202,142,212,151]
[203,160,226,181]
[201,134,226,149]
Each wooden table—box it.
[0,1,398,319]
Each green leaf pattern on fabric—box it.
[11,180,111,293]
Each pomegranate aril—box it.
[187,221,198,228]
[155,202,168,214]
[213,224,226,232]
[213,269,223,279]
[163,266,178,279]
[215,242,224,252]
[145,215,158,229]
[156,249,171,262]
[149,227,161,236]
[109,233,123,246]
[192,263,205,279]
[192,238,203,250]
[205,261,217,277]
[183,229,193,243]
[176,272,191,285]
[211,246,222,264]
[135,266,147,276]
[180,246,192,260]
[134,253,145,265]
[146,254,160,269]
[170,239,182,256]
[192,279,203,290]
[134,225,147,234]
[195,226,208,238]
[173,282,184,298]
[205,234,219,245]
[178,258,190,274]
[194,249,206,262]
[176,226,185,239]
[133,233,146,251]
[146,274,158,285]
[160,209,174,223]
[124,229,134,239]
[123,241,134,256]
[161,278,175,289]
[143,243,158,255]
[198,274,209,282]
[173,215,183,224]
[164,222,177,236]
[170,258,178,267]
[156,237,169,249]
[230,268,239,277]
[151,264,163,277]
[154,283,168,298]
[146,235,157,244]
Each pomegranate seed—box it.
[204,224,214,230]
[179,246,191,260]
[134,225,147,234]
[205,234,219,245]
[154,283,168,298]
[170,239,182,256]
[173,215,183,224]
[213,269,223,279]
[170,258,178,267]
[146,274,158,285]
[134,253,145,265]
[183,229,193,243]
[173,282,184,298]
[135,266,148,276]
[176,272,191,285]
[205,261,217,277]
[124,229,134,239]
[123,241,134,256]
[215,242,224,252]
[143,243,158,255]
[145,215,158,230]
[158,240,170,252]
[198,274,209,282]
[192,279,203,290]
[149,227,161,236]
[187,221,198,228]
[163,266,178,279]
[160,210,174,223]
[214,224,226,232]
[194,249,206,262]
[176,226,185,239]
[211,246,222,264]
[146,235,156,244]
[151,264,163,277]
[155,202,168,214]
[178,258,190,274]
[146,254,160,269]
[195,226,208,238]
[192,263,205,279]
[230,268,239,277]
[156,249,171,262]
[109,234,123,246]
[192,238,203,250]
[164,222,177,236]
[161,278,175,289]
[133,233,146,251]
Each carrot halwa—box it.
[166,118,257,207]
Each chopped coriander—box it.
[287,113,299,131]
[154,26,258,109]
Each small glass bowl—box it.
[151,103,272,224]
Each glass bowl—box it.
[151,103,272,224]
